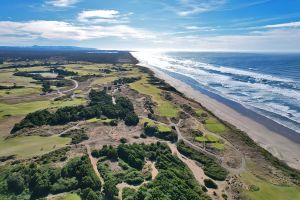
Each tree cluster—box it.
[11,90,139,133]
[0,155,100,199]
[144,122,178,142]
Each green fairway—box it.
[195,134,224,150]
[205,118,226,133]
[0,101,50,119]
[57,193,81,200]
[87,117,112,123]
[130,77,179,117]
[211,142,225,150]
[0,98,86,119]
[195,134,219,142]
[0,135,70,158]
[0,87,41,98]
[142,118,172,132]
[242,172,300,200]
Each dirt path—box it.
[57,121,82,136]
[151,161,158,180]
[85,144,104,191]
[61,80,79,94]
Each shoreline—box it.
[137,62,300,170]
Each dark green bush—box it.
[204,179,218,189]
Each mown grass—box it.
[142,118,172,132]
[130,77,179,117]
[0,98,86,119]
[205,118,226,133]
[195,134,224,150]
[241,172,300,200]
[0,72,41,97]
[92,76,118,86]
[0,135,71,158]
[0,87,41,98]
[211,143,224,150]
[57,193,81,200]
[195,134,219,142]
[86,117,112,123]
[64,64,104,75]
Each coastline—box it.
[136,62,300,170]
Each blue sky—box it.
[0,0,300,51]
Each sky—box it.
[0,0,300,51]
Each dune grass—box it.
[205,118,226,133]
[130,77,179,117]
[0,135,70,158]
[241,172,300,200]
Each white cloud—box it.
[265,21,300,28]
[175,0,226,16]
[0,20,154,41]
[77,10,131,24]
[45,0,80,7]
[185,26,201,30]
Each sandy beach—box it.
[142,64,300,170]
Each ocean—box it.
[132,51,300,136]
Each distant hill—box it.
[0,46,138,64]
[0,45,96,51]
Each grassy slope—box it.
[242,172,300,200]
[0,135,70,158]
[130,77,179,117]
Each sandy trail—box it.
[85,144,104,191]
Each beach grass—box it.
[0,135,71,158]
[205,118,226,133]
[130,77,179,117]
[241,172,300,200]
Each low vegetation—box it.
[61,129,89,144]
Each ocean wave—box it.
[132,51,300,134]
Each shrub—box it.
[124,112,139,126]
[120,138,127,143]
[204,179,218,189]
[7,173,25,194]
